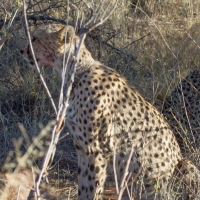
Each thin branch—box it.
[39,0,120,182]
[7,8,19,30]
[0,6,22,50]
[84,10,94,28]
[35,4,82,199]
[87,0,119,32]
[123,32,150,49]
[1,4,7,30]
[132,3,177,60]
[59,3,79,108]
[88,32,144,68]
[100,1,113,21]
[117,142,135,200]
[36,8,80,185]
[22,0,57,115]
[94,0,105,23]
[113,145,119,194]
[21,1,120,199]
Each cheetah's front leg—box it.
[77,151,108,200]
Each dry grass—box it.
[0,0,200,199]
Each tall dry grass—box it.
[0,0,200,199]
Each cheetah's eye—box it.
[31,37,37,42]
[27,44,34,64]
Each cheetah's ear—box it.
[57,25,75,43]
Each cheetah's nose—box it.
[20,49,24,54]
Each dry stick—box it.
[23,1,60,196]
[117,155,143,200]
[1,4,7,30]
[175,67,197,153]
[52,0,119,157]
[117,143,135,200]
[22,1,57,115]
[43,2,119,199]
[45,6,81,173]
[131,163,143,185]
[113,145,119,194]
[0,8,21,50]
[170,109,195,154]
[18,121,56,200]
[7,8,19,30]
[58,37,86,132]
[16,185,21,200]
[133,4,177,60]
[67,187,71,200]
[23,0,119,199]
[36,32,87,198]
[58,132,69,141]
[59,3,79,108]
[177,73,200,135]
[23,2,58,196]
[135,3,197,152]
[178,32,200,152]
[94,0,106,22]
[35,7,84,200]
[87,2,118,33]
[59,0,71,107]
[50,35,87,167]
[0,122,53,200]
[31,167,37,200]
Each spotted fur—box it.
[162,70,200,154]
[21,24,199,200]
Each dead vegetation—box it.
[0,0,200,199]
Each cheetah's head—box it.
[20,24,78,73]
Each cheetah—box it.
[162,70,200,154]
[20,24,199,199]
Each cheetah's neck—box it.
[62,45,95,84]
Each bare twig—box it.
[117,143,135,200]
[0,7,21,50]
[16,185,21,200]
[22,1,119,199]
[132,3,177,60]
[83,0,119,33]
[32,167,37,200]
[22,0,57,115]
[88,32,144,68]
[0,15,68,28]
[113,145,119,194]
[2,120,55,200]
[1,4,8,31]
[42,1,120,176]
[35,5,81,199]
[7,8,19,30]
[59,3,79,108]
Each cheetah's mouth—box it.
[27,44,34,66]
[28,62,36,69]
